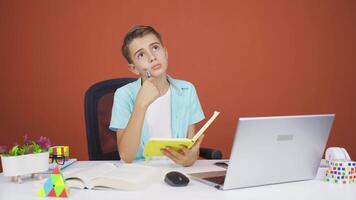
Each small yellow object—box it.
[144,138,194,157]
[143,111,220,159]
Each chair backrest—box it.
[84,78,137,160]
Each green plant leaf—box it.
[31,143,43,153]
[9,145,19,156]
[3,135,49,156]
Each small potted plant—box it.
[0,135,51,183]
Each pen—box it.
[146,70,152,78]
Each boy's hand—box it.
[161,135,205,167]
[135,77,160,109]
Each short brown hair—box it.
[122,25,163,64]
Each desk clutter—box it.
[0,136,75,184]
[49,146,70,163]
[324,147,355,184]
[0,135,52,183]
[325,161,355,184]
[48,146,77,171]
[38,166,70,198]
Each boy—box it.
[109,26,205,166]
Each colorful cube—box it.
[49,146,69,161]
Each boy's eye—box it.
[152,45,160,51]
[137,52,144,59]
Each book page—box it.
[89,164,161,190]
[64,163,118,188]
[192,111,220,143]
[65,178,85,189]
[64,163,161,190]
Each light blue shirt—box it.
[109,75,205,160]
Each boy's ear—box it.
[128,64,140,76]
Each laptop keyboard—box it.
[203,176,226,185]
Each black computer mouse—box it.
[164,171,190,187]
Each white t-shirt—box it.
[145,87,172,138]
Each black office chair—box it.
[84,78,222,161]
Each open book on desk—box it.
[63,163,161,190]
[143,111,220,158]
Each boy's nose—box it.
[149,57,156,62]
[148,51,157,62]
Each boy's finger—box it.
[194,135,205,147]
[145,77,160,88]
[161,148,180,162]
[179,145,189,154]
[179,144,188,149]
[190,135,204,151]
[165,147,184,159]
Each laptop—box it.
[189,114,335,190]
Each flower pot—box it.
[1,152,49,177]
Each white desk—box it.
[0,159,355,200]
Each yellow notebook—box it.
[143,111,220,158]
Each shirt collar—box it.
[134,75,188,95]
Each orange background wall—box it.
[1,0,355,170]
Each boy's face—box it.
[128,33,168,78]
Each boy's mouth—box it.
[152,64,161,70]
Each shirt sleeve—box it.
[109,87,132,132]
[188,84,205,125]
